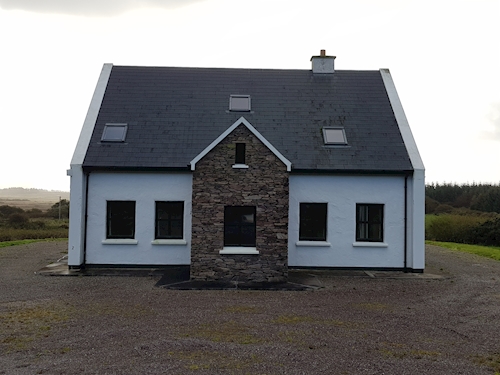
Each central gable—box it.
[190,120,290,283]
[190,117,292,172]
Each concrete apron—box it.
[37,255,444,291]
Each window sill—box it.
[352,242,388,248]
[102,239,138,245]
[151,239,187,246]
[232,164,249,169]
[296,241,331,247]
[219,247,259,255]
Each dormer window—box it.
[101,124,128,142]
[323,127,347,145]
[229,95,251,111]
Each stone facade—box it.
[191,124,289,283]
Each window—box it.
[224,206,256,246]
[299,203,327,241]
[229,95,251,111]
[235,143,246,164]
[356,204,384,242]
[155,201,184,239]
[323,127,347,145]
[106,201,135,239]
[101,124,128,142]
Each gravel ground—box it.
[0,242,499,375]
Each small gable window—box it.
[230,95,251,112]
[101,124,128,142]
[323,127,347,145]
[235,143,246,164]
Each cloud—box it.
[488,102,500,140]
[0,0,204,16]
[480,102,500,142]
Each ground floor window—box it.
[155,201,184,239]
[106,201,136,239]
[224,206,256,246]
[356,204,384,242]
[299,203,327,241]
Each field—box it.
[0,188,69,211]
[0,188,69,242]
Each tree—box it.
[46,199,70,219]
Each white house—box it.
[68,51,425,283]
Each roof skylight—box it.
[101,124,128,142]
[229,95,251,111]
[323,127,347,145]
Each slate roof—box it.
[82,66,413,172]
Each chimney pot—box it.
[320,49,326,56]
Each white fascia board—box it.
[190,116,292,172]
[380,69,425,172]
[70,63,113,166]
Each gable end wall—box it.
[191,125,289,282]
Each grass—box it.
[473,353,500,373]
[0,218,68,242]
[183,321,261,345]
[378,342,440,360]
[0,238,67,249]
[0,302,72,352]
[426,241,500,261]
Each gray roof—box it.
[82,66,413,172]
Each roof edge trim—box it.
[70,63,113,166]
[190,116,292,172]
[379,69,424,171]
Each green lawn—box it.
[426,241,500,261]
[0,238,67,249]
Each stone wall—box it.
[191,124,289,283]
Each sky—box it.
[0,0,499,192]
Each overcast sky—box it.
[0,0,499,191]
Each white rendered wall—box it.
[67,64,113,267]
[85,172,192,265]
[406,170,425,270]
[288,175,407,269]
[67,166,86,266]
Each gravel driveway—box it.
[0,242,499,374]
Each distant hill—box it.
[0,188,70,210]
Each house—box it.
[67,51,425,283]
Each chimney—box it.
[311,49,336,74]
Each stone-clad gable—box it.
[190,125,289,282]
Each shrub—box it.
[469,218,500,246]
[425,197,439,214]
[25,208,45,218]
[425,215,488,243]
[0,205,24,218]
[8,213,29,228]
[0,227,68,242]
[433,204,455,214]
